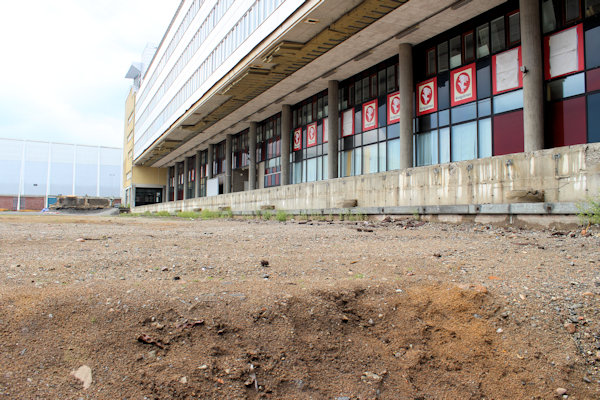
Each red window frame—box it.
[543,23,585,80]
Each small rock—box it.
[260,260,269,267]
[582,292,594,297]
[198,364,208,370]
[161,266,169,272]
[583,376,591,383]
[368,319,375,326]
[71,365,92,390]
[173,276,181,281]
[361,371,382,383]
[555,388,567,396]
[564,323,577,334]
[179,376,188,384]
[496,328,503,334]
[76,238,85,243]
[262,274,269,279]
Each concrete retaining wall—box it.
[134,143,600,215]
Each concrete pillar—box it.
[225,134,232,194]
[183,157,189,200]
[165,166,171,203]
[328,80,339,179]
[398,43,414,169]
[520,0,544,152]
[281,105,291,186]
[194,151,201,197]
[207,144,214,179]
[248,122,257,190]
[173,163,179,201]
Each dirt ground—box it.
[0,214,599,399]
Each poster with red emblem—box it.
[387,92,401,124]
[362,99,378,132]
[306,122,317,148]
[416,78,437,116]
[293,127,302,151]
[451,63,477,107]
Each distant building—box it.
[123,48,168,208]
[0,138,121,211]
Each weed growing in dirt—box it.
[200,209,221,219]
[275,210,288,222]
[221,209,233,219]
[351,273,365,279]
[577,195,600,225]
[263,210,272,220]
[255,210,262,218]
[155,211,172,217]
[176,211,200,219]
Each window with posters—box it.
[290,90,328,184]
[414,2,529,165]
[256,114,281,188]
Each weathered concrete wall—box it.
[134,143,600,214]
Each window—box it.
[427,48,437,76]
[586,0,600,16]
[477,24,490,58]
[508,12,521,46]
[463,31,475,63]
[438,42,449,72]
[450,36,462,68]
[565,0,581,23]
[491,16,506,53]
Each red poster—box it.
[451,63,477,107]
[293,127,302,151]
[387,92,401,124]
[416,77,437,116]
[362,99,378,131]
[492,46,523,95]
[306,122,317,147]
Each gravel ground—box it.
[0,214,598,399]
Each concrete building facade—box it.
[130,0,600,215]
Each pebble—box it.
[564,323,577,334]
[179,376,187,384]
[555,387,567,396]
[198,364,208,370]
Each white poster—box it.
[495,47,520,93]
[342,109,354,137]
[549,26,579,78]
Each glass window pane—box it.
[450,36,462,68]
[585,26,600,69]
[379,142,387,172]
[416,130,439,166]
[439,110,450,126]
[438,42,449,72]
[355,80,362,104]
[565,0,580,22]
[378,69,387,96]
[387,65,396,92]
[588,92,600,142]
[342,150,353,177]
[306,158,317,182]
[427,48,436,76]
[322,155,328,180]
[439,127,450,164]
[438,72,450,110]
[542,0,558,33]
[387,139,400,170]
[354,147,362,176]
[508,12,520,45]
[478,118,492,158]
[586,0,600,16]
[363,129,378,145]
[451,102,477,124]
[451,122,477,162]
[362,144,378,174]
[546,73,585,101]
[477,24,490,58]
[464,32,475,62]
[478,98,492,117]
[477,60,491,99]
[362,78,369,100]
[493,89,524,113]
[387,123,400,139]
[491,16,506,53]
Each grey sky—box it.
[0,1,180,148]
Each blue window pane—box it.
[378,127,387,142]
[478,118,492,158]
[588,92,600,143]
[451,122,477,161]
[387,139,400,170]
[546,73,585,101]
[416,130,439,166]
[378,99,386,127]
[362,144,378,174]
[306,158,317,182]
[387,123,400,139]
[439,128,450,163]
[322,155,328,180]
[354,147,362,175]
[493,89,523,114]
[478,98,491,117]
[363,129,378,145]
[438,72,450,110]
[418,113,438,132]
[379,142,387,172]
[477,60,492,99]
[451,102,477,124]
[342,150,353,177]
[439,110,450,126]
[586,25,600,69]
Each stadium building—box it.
[127,0,600,220]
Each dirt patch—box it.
[0,215,598,399]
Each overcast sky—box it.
[0,0,180,149]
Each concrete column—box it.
[248,122,257,190]
[194,151,201,197]
[520,0,544,152]
[281,105,291,186]
[225,134,232,194]
[398,43,414,169]
[207,144,214,179]
[183,158,189,200]
[328,80,339,180]
[173,163,179,201]
[165,167,171,203]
